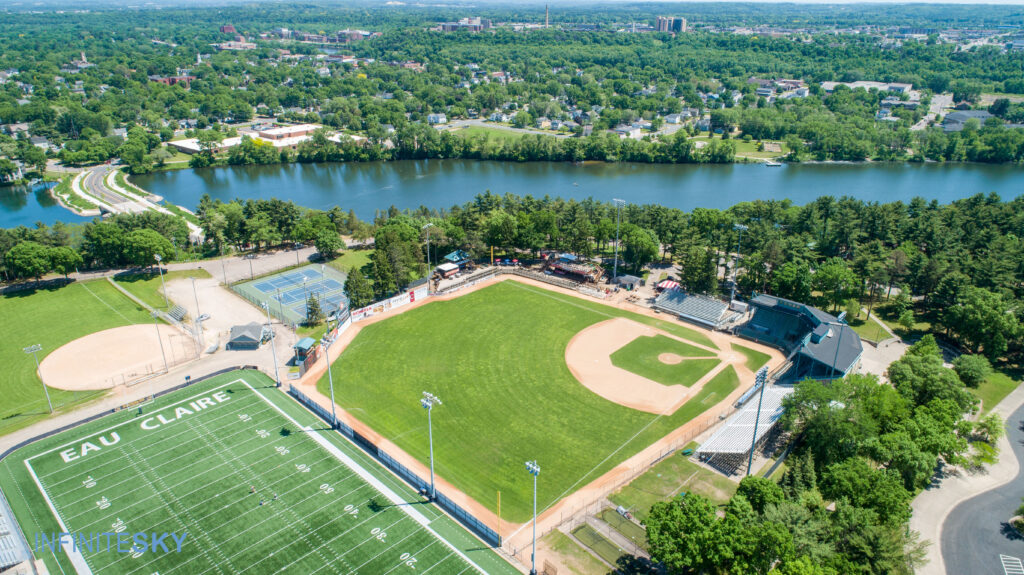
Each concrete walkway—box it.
[911,382,1024,574]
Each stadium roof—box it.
[696,385,794,455]
[749,293,862,375]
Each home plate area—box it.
[12,373,483,575]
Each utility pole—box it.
[154,253,168,310]
[421,392,442,500]
[525,460,541,575]
[23,344,52,414]
[261,302,281,388]
[612,198,625,282]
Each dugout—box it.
[293,337,316,361]
[227,323,265,350]
[436,262,460,278]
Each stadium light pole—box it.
[151,312,169,373]
[422,223,434,269]
[261,302,281,388]
[320,336,337,428]
[191,277,204,350]
[612,198,625,282]
[745,367,768,477]
[421,392,442,500]
[23,344,52,414]
[219,246,228,285]
[731,224,748,302]
[525,460,540,575]
[154,253,169,310]
[248,255,255,280]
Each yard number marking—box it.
[343,504,358,518]
[370,527,387,542]
[319,483,334,495]
[399,552,418,568]
[96,496,111,510]
[82,475,96,488]
[112,518,126,533]
[275,445,289,456]
[1002,555,1024,575]
[256,429,269,439]
[238,413,252,422]
[295,463,311,473]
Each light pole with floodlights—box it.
[421,392,442,500]
[422,223,434,269]
[261,302,281,388]
[731,223,748,302]
[525,460,540,575]
[151,312,169,372]
[320,336,337,427]
[154,253,169,310]
[191,277,204,349]
[612,198,625,282]
[23,344,52,413]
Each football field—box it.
[0,372,515,575]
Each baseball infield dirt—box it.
[39,324,197,391]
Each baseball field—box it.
[0,281,153,435]
[321,280,749,524]
[0,371,517,575]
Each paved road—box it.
[82,164,147,213]
[942,401,1024,575]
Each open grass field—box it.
[0,371,516,575]
[610,335,719,387]
[571,524,624,566]
[598,508,647,551]
[113,269,212,311]
[973,369,1021,414]
[541,530,608,575]
[609,441,739,523]
[322,280,741,523]
[0,281,154,436]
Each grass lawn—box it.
[847,315,889,343]
[691,135,789,159]
[541,530,609,575]
[456,125,534,144]
[610,335,719,387]
[322,281,738,522]
[326,248,373,276]
[51,175,97,212]
[112,269,212,312]
[571,524,625,566]
[0,371,517,575]
[609,440,739,523]
[972,369,1021,414]
[599,508,647,551]
[0,281,153,436]
[732,344,772,372]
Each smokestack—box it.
[545,4,549,28]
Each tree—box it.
[47,246,83,278]
[819,457,912,527]
[314,230,343,259]
[123,229,175,268]
[622,226,658,272]
[814,258,855,312]
[944,286,1020,360]
[952,354,992,388]
[646,493,720,575]
[897,310,915,333]
[305,294,324,326]
[371,248,397,298]
[5,241,51,280]
[737,476,785,514]
[343,266,375,309]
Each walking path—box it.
[911,382,1024,575]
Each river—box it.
[4,160,1024,228]
[131,160,1024,219]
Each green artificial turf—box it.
[0,371,517,575]
[610,334,719,387]
[732,343,772,372]
[322,281,738,523]
[0,281,154,436]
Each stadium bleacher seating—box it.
[0,505,28,570]
[654,291,730,328]
[738,306,808,352]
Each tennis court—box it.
[234,265,348,325]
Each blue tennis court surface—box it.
[234,265,349,325]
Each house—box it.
[535,117,551,129]
[382,124,396,134]
[112,128,128,138]
[489,112,510,123]
[581,125,593,137]
[942,110,995,132]
[665,113,684,124]
[30,136,56,151]
[427,113,447,125]
[316,66,330,77]
[613,125,643,139]
[0,159,23,183]
[227,323,265,350]
[755,86,775,98]
[178,119,198,129]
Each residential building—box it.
[656,17,687,33]
[535,117,551,129]
[427,113,448,125]
[212,41,257,51]
[149,75,197,88]
[220,25,237,34]
[942,110,995,132]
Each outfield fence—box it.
[287,384,503,548]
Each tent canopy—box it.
[657,280,680,290]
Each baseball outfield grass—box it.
[0,371,516,575]
[610,334,720,387]
[0,281,152,436]
[732,344,772,372]
[322,280,743,523]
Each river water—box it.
[4,160,1024,228]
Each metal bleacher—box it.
[654,290,731,328]
[0,500,29,571]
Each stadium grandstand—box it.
[545,253,604,282]
[736,293,863,381]
[653,290,738,329]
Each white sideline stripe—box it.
[24,459,94,575]
[1002,555,1024,575]
[241,379,487,575]
[28,380,238,462]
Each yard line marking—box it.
[23,459,94,575]
[377,535,443,575]
[30,379,244,463]
[243,379,487,574]
[419,550,459,574]
[1002,555,1024,575]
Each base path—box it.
[565,317,724,414]
[38,324,197,390]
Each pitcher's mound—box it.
[658,353,684,365]
[39,324,197,391]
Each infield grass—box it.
[0,281,152,436]
[323,280,737,523]
[0,371,515,575]
[610,335,719,387]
